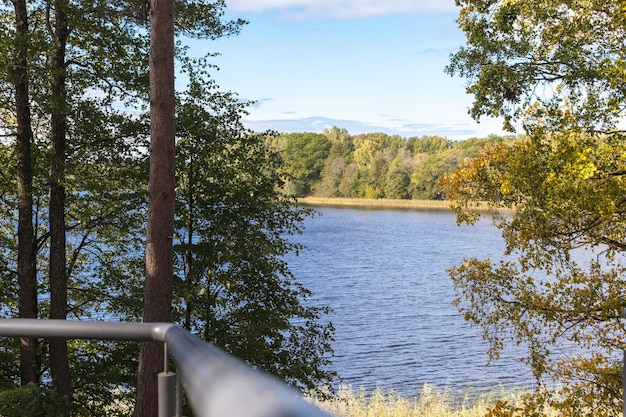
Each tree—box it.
[47,0,71,408]
[2,0,334,411]
[276,132,332,196]
[315,156,348,197]
[443,0,626,415]
[173,59,334,393]
[385,158,410,199]
[0,1,155,408]
[0,1,242,413]
[407,135,449,155]
[410,150,464,200]
[11,0,39,386]
[134,0,176,415]
[315,127,354,197]
[323,126,354,161]
[445,0,625,136]
[350,139,381,197]
[442,135,626,416]
[338,162,359,198]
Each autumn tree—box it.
[384,158,411,199]
[443,0,626,415]
[316,157,348,198]
[410,149,464,200]
[406,135,449,155]
[323,126,354,161]
[315,127,354,197]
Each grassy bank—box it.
[296,197,513,214]
[310,384,544,417]
[296,197,455,210]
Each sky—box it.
[190,0,509,141]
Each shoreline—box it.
[296,197,455,210]
[296,197,510,213]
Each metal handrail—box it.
[0,319,333,417]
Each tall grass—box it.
[296,197,455,210]
[296,197,515,216]
[309,384,535,417]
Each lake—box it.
[285,206,534,396]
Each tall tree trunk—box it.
[184,155,195,332]
[135,0,175,415]
[49,0,71,411]
[13,0,39,385]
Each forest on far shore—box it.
[271,126,516,200]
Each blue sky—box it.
[193,0,508,140]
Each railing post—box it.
[159,343,177,417]
[176,371,183,417]
[0,319,334,417]
[158,371,177,417]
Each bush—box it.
[0,384,68,417]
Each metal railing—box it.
[0,318,333,417]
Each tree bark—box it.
[13,0,39,385]
[49,0,71,411]
[184,155,195,332]
[134,0,175,415]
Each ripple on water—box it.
[287,207,533,395]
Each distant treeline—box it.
[269,126,517,200]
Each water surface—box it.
[287,207,533,395]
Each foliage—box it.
[316,156,348,197]
[410,150,465,200]
[442,135,626,415]
[276,129,511,199]
[408,135,449,154]
[324,126,354,161]
[0,0,334,413]
[173,59,335,392]
[385,158,411,199]
[445,0,626,135]
[0,383,69,417]
[443,0,626,414]
[272,132,332,195]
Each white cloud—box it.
[225,0,457,19]
[241,116,505,141]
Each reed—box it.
[310,384,538,417]
[296,197,512,214]
[296,197,455,210]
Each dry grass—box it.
[296,197,455,210]
[309,384,529,417]
[296,197,513,214]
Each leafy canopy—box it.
[173,58,335,392]
[0,0,334,413]
[443,0,626,415]
[446,0,626,135]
